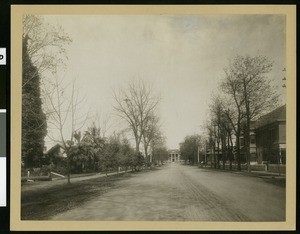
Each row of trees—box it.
[179,55,279,171]
[112,79,168,166]
[205,55,279,172]
[67,126,145,177]
[22,15,168,184]
[69,123,169,176]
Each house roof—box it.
[168,149,180,153]
[206,148,222,155]
[45,143,64,155]
[255,105,286,129]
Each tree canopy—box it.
[22,36,47,168]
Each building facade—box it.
[255,105,286,164]
[239,121,257,164]
[205,147,222,166]
[234,105,286,165]
[43,144,67,167]
[168,149,181,162]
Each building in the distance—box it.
[168,149,181,162]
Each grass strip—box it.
[21,172,132,220]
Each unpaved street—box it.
[51,163,285,221]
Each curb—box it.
[198,166,286,179]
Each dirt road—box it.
[51,163,285,221]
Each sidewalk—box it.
[21,170,127,193]
[199,165,286,179]
[233,169,286,179]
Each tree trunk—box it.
[135,139,140,152]
[134,132,140,152]
[217,140,220,169]
[245,117,251,172]
[67,157,71,184]
[243,81,251,173]
[236,128,241,171]
[222,137,226,170]
[213,145,216,169]
[228,132,232,171]
[144,145,149,165]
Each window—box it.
[240,137,244,147]
[250,136,255,144]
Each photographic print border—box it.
[11,4,296,231]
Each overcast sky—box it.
[43,14,286,149]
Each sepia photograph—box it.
[11,5,296,231]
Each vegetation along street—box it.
[21,14,287,222]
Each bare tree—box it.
[23,15,72,87]
[43,76,89,184]
[205,121,216,168]
[149,129,166,165]
[220,74,246,171]
[22,16,72,168]
[209,96,224,169]
[224,120,234,170]
[142,114,161,164]
[179,134,202,165]
[113,79,160,152]
[225,55,279,172]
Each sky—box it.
[42,14,286,150]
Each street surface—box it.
[51,163,285,221]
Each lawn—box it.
[21,172,133,220]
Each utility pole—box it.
[197,145,200,164]
[204,141,207,166]
[282,67,286,88]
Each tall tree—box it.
[43,77,89,184]
[152,146,169,165]
[100,136,120,176]
[150,131,166,165]
[113,79,160,152]
[224,120,234,170]
[117,138,135,172]
[205,121,216,168]
[22,15,72,169]
[23,15,72,83]
[81,123,106,172]
[180,134,202,165]
[22,36,47,168]
[225,55,278,172]
[142,114,160,164]
[209,96,224,169]
[220,75,245,171]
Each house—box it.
[43,143,67,167]
[168,149,181,162]
[205,147,222,165]
[255,105,286,164]
[233,105,286,165]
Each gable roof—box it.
[45,143,64,155]
[255,105,286,129]
[168,149,180,154]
